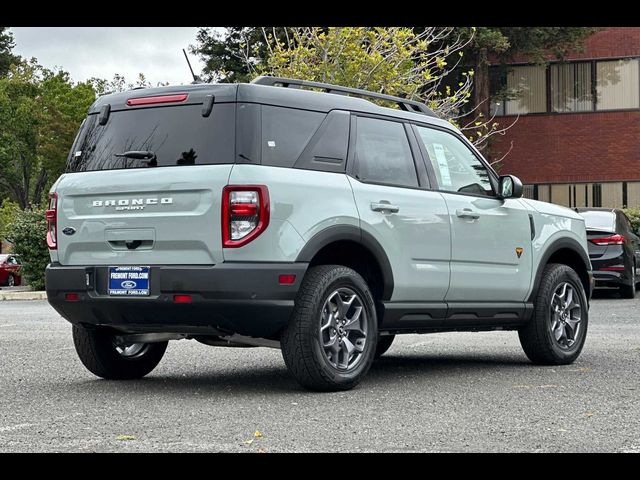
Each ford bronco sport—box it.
[45,76,593,391]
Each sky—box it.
[9,27,218,86]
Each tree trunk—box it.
[32,168,48,207]
[473,48,490,116]
[473,47,490,153]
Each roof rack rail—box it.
[251,76,437,117]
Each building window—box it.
[505,65,547,115]
[596,59,640,110]
[490,65,547,115]
[550,62,593,112]
[592,184,602,207]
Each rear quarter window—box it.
[261,106,325,168]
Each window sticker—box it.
[432,143,452,187]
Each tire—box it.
[281,265,378,392]
[518,263,588,365]
[72,325,168,380]
[374,335,395,359]
[7,274,15,287]
[620,266,636,299]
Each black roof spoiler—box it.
[251,76,437,118]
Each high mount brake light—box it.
[222,186,270,248]
[126,93,188,106]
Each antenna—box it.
[182,48,201,84]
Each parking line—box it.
[0,324,17,328]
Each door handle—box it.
[371,201,400,214]
[456,208,480,220]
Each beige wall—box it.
[524,181,632,209]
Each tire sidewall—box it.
[540,268,589,361]
[309,270,378,385]
[7,274,14,287]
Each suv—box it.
[45,76,594,391]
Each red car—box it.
[0,254,22,287]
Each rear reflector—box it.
[127,93,188,106]
[590,234,625,246]
[599,265,625,271]
[65,293,80,302]
[173,295,192,303]
[279,274,296,285]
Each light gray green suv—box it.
[45,76,594,391]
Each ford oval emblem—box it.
[121,280,137,289]
[62,227,76,236]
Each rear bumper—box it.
[45,262,308,338]
[591,257,633,287]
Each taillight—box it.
[46,192,58,250]
[590,234,625,246]
[222,185,270,248]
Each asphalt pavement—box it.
[1,291,639,452]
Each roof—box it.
[88,80,456,132]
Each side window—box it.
[354,117,418,188]
[415,126,494,196]
[261,106,325,168]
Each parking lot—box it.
[1,291,639,452]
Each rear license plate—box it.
[108,266,150,296]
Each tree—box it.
[259,27,477,130]
[459,27,599,121]
[0,27,19,77]
[88,72,162,96]
[0,60,96,209]
[191,27,287,83]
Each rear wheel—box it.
[620,266,636,298]
[518,263,588,365]
[374,335,395,359]
[72,325,167,380]
[281,265,378,391]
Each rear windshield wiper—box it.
[114,150,157,167]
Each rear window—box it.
[581,211,615,231]
[66,104,235,172]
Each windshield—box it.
[66,104,235,172]
[581,211,615,231]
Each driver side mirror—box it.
[499,175,523,199]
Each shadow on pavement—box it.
[66,351,536,396]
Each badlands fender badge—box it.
[515,247,524,259]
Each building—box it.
[489,27,640,208]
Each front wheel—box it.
[518,263,588,365]
[281,265,378,391]
[7,274,15,287]
[72,325,168,380]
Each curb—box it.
[0,291,47,301]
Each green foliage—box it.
[260,27,473,122]
[623,208,640,233]
[6,207,49,290]
[0,59,96,208]
[0,200,19,240]
[88,72,164,96]
[0,27,20,77]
